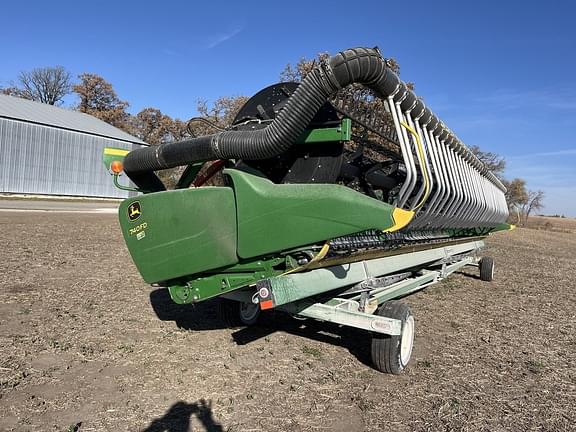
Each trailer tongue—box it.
[103,47,512,373]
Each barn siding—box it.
[0,117,138,198]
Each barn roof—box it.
[0,94,146,145]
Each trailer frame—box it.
[220,239,492,373]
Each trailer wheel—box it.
[479,256,495,282]
[371,301,414,374]
[217,299,261,327]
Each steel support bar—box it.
[278,301,403,335]
[358,256,474,303]
[258,240,484,309]
[277,253,476,335]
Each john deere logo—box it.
[128,201,142,221]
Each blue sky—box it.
[1,0,575,215]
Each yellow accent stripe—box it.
[281,242,330,275]
[386,208,415,232]
[400,122,430,210]
[508,224,516,230]
[104,148,130,157]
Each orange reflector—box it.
[260,300,274,310]
[110,160,123,174]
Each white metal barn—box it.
[0,94,147,198]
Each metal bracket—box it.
[440,262,447,278]
[340,272,413,296]
[113,174,141,193]
[297,118,352,143]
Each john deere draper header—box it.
[104,47,512,374]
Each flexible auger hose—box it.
[123,47,416,191]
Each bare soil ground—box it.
[0,212,574,432]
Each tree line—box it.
[3,67,200,145]
[1,60,543,224]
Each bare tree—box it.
[522,190,545,225]
[279,53,330,82]
[189,96,249,136]
[469,145,506,178]
[2,66,72,105]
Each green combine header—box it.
[104,47,512,374]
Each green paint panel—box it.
[168,257,285,304]
[297,118,351,143]
[119,187,238,283]
[225,169,398,259]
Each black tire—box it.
[479,256,495,282]
[371,301,415,374]
[217,299,261,327]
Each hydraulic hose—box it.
[123,47,414,191]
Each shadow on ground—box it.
[457,268,481,280]
[149,288,373,368]
[142,400,223,432]
[150,289,226,331]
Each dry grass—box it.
[526,215,576,234]
[0,212,574,431]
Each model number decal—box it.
[129,222,148,236]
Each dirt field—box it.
[1,211,574,431]
[527,215,576,234]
